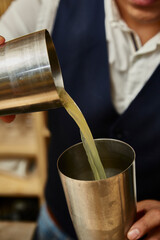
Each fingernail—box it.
[127,228,140,240]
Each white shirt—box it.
[0,0,159,174]
[104,0,160,113]
[0,0,160,114]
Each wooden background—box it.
[0,0,13,16]
[0,0,49,218]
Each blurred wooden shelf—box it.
[0,144,37,157]
[0,112,50,204]
[0,0,50,212]
[0,173,42,197]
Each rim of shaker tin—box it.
[44,29,64,89]
[57,138,136,182]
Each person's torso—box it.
[45,0,160,238]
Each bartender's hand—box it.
[127,200,160,240]
[0,35,15,123]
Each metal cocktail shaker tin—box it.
[58,138,137,240]
[0,29,63,116]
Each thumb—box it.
[127,209,160,240]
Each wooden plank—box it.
[0,173,42,196]
[0,221,36,240]
[0,144,37,157]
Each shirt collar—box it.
[107,0,132,32]
[105,0,160,54]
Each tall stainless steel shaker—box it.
[0,29,63,116]
[58,138,137,240]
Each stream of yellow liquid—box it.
[57,88,106,180]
